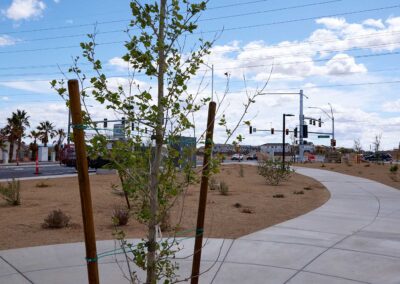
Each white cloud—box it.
[316,17,347,30]
[0,35,17,46]
[0,80,53,93]
[3,0,46,21]
[363,19,384,29]
[324,54,367,76]
[382,99,400,112]
[53,0,60,3]
[108,57,130,71]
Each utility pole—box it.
[299,90,305,163]
[68,80,99,284]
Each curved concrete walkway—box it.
[1,167,400,283]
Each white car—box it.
[231,154,244,161]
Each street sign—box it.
[318,135,330,138]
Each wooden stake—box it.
[68,79,100,284]
[191,101,216,284]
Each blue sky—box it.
[0,0,400,150]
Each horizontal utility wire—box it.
[3,28,400,71]
[1,47,400,79]
[5,0,340,45]
[0,4,398,53]
[3,80,400,100]
[0,0,338,35]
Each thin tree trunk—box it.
[8,139,14,163]
[146,1,166,283]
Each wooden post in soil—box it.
[68,79,99,284]
[191,101,216,284]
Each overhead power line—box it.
[2,47,400,78]
[0,0,339,36]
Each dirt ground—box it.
[295,161,400,189]
[0,164,329,250]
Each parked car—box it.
[362,152,392,162]
[60,144,110,169]
[246,153,258,160]
[231,154,244,161]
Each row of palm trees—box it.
[0,109,66,163]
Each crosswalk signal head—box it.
[331,139,336,147]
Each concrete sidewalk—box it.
[1,167,400,283]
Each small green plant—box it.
[219,181,229,195]
[321,163,326,168]
[0,179,21,206]
[208,177,219,191]
[112,207,130,226]
[239,165,244,178]
[293,190,304,195]
[42,209,70,229]
[273,194,285,198]
[390,164,398,173]
[36,181,50,188]
[257,160,294,186]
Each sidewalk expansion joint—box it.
[0,256,34,284]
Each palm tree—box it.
[37,121,56,147]
[28,130,40,160]
[53,128,66,161]
[4,110,30,163]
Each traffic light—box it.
[331,139,336,147]
[249,126,253,134]
[103,118,108,128]
[313,120,316,126]
[309,119,313,124]
[271,128,274,134]
[285,129,289,135]
[294,127,298,138]
[318,118,322,127]
[303,125,308,138]
[121,117,126,125]
[131,122,135,130]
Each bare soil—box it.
[295,161,400,189]
[0,164,329,250]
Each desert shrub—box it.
[208,177,219,191]
[36,181,50,188]
[241,208,253,214]
[233,202,242,208]
[112,207,130,226]
[257,160,294,186]
[273,194,285,198]
[293,190,304,195]
[303,186,312,191]
[219,181,229,195]
[0,179,21,206]
[321,163,326,168]
[239,165,244,177]
[42,209,70,228]
[390,164,398,173]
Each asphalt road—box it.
[0,164,78,180]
